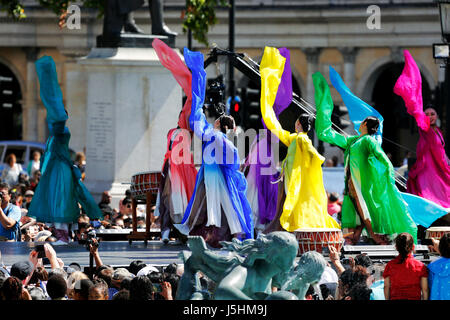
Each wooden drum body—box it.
[130,171,162,199]
[425,227,450,240]
[295,228,344,255]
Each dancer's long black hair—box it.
[297,113,313,133]
[363,116,380,135]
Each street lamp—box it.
[436,0,450,155]
[438,0,450,42]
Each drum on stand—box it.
[425,227,450,240]
[130,171,162,200]
[294,228,344,255]
[128,171,162,245]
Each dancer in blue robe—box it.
[175,48,253,248]
[28,56,103,242]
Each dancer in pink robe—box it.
[394,50,450,209]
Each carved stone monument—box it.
[67,0,181,206]
[73,47,182,208]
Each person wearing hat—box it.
[28,286,47,300]
[111,268,135,292]
[24,190,34,210]
[136,264,160,277]
[129,260,146,276]
[34,230,52,242]
[10,261,34,284]
[11,245,56,287]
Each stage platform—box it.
[0,240,188,268]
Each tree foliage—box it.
[1,0,225,46]
[182,0,228,46]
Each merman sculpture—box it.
[176,232,327,300]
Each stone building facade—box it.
[0,0,444,170]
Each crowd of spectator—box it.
[0,150,158,243]
[1,152,448,301]
[0,232,448,301]
[0,239,179,301]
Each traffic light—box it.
[240,87,262,130]
[331,104,351,131]
[229,93,243,127]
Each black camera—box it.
[35,244,46,258]
[79,229,99,251]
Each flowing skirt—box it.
[176,165,244,248]
[29,155,102,223]
[156,161,186,232]
[263,182,286,234]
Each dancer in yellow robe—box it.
[260,47,340,233]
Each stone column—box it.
[22,47,40,141]
[303,47,322,103]
[339,47,358,92]
[303,47,322,148]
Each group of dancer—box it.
[153,42,449,248]
[29,42,449,248]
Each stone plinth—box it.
[76,47,181,207]
[96,33,175,48]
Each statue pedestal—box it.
[76,47,182,208]
[97,33,175,48]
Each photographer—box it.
[87,236,104,273]
[0,183,21,241]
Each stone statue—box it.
[176,232,327,300]
[102,0,177,43]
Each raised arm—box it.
[183,48,210,139]
[330,66,384,145]
[312,72,348,149]
[260,47,292,147]
[393,50,430,131]
[153,39,192,131]
[35,56,68,127]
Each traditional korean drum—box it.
[425,227,450,240]
[130,171,162,199]
[295,228,344,255]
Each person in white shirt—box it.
[1,154,23,187]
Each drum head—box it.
[294,228,342,233]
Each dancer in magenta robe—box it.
[394,50,450,209]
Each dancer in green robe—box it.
[312,72,418,244]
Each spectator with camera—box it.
[328,245,385,300]
[0,182,21,241]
